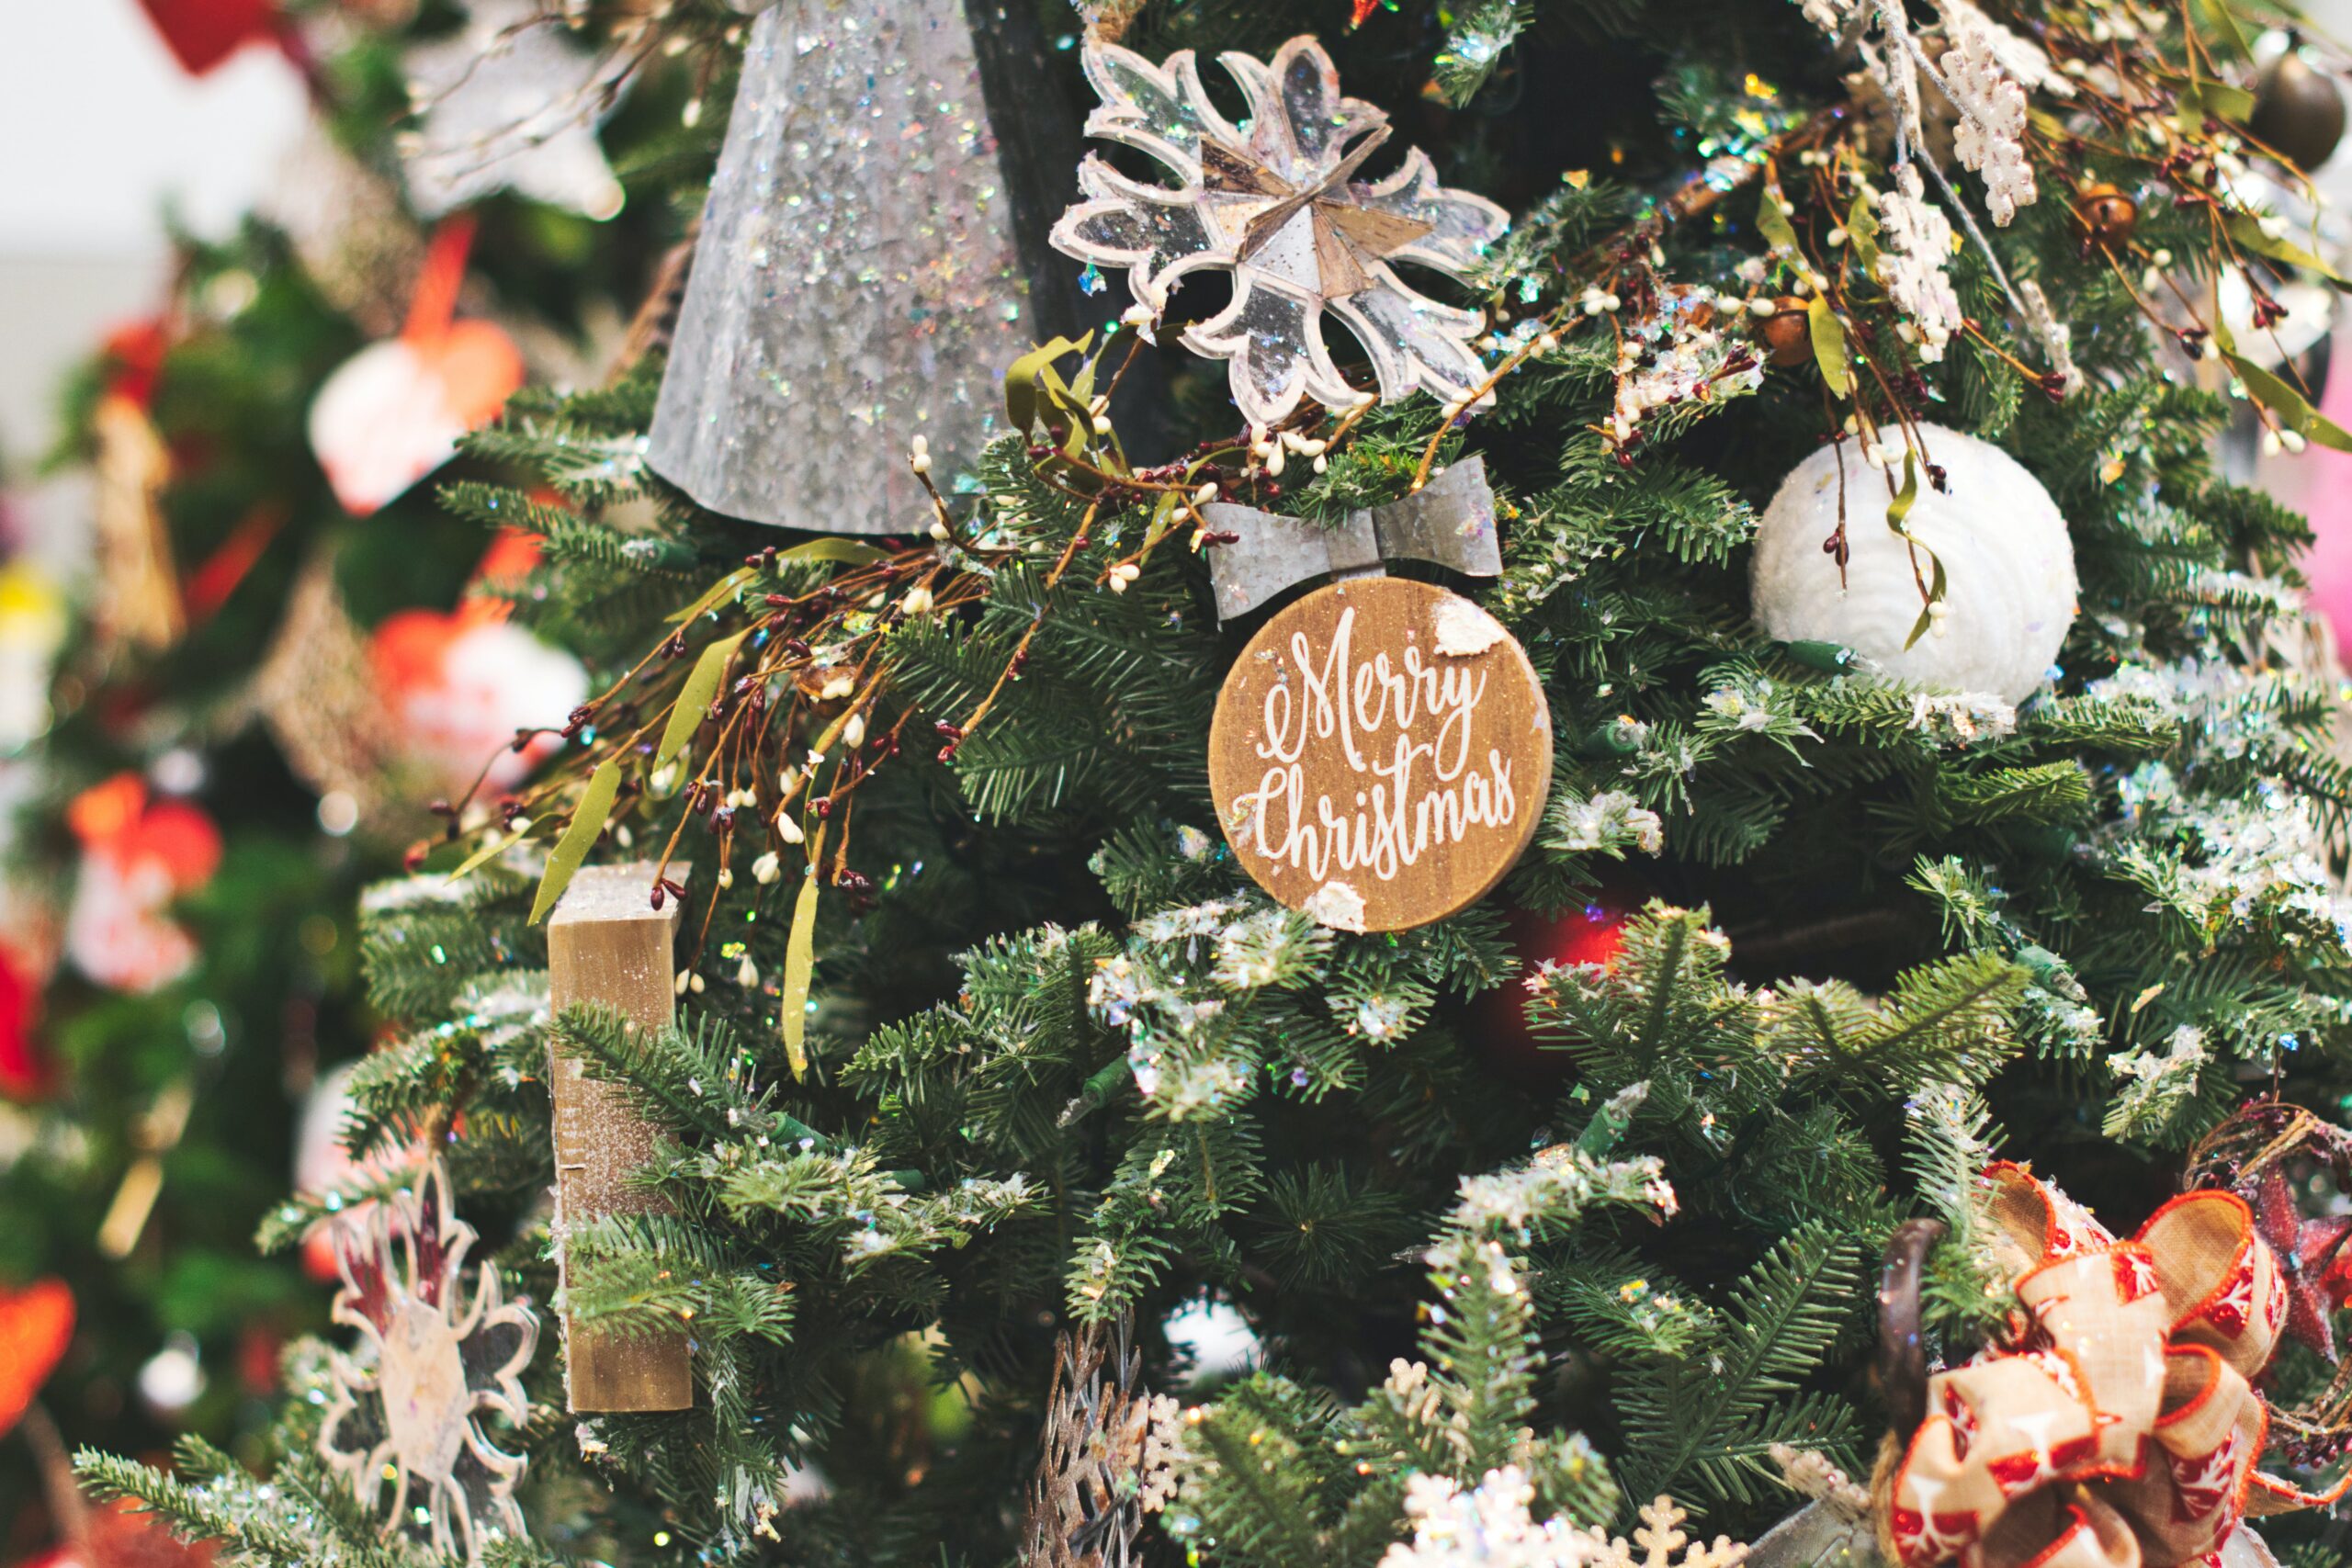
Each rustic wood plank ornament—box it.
[547,863,693,1412]
[1208,576,1551,932]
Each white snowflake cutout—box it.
[318,1156,539,1562]
[1379,1472,1748,1568]
[1051,34,1509,428]
[402,0,630,220]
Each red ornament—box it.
[308,217,526,517]
[0,1278,74,1440]
[102,318,171,412]
[132,0,280,77]
[2251,1164,2352,1360]
[0,942,49,1100]
[1470,895,1632,1087]
[64,774,223,995]
[17,1499,219,1568]
[471,527,546,592]
[237,1324,285,1396]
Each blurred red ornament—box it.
[472,526,546,593]
[67,775,221,888]
[63,774,223,994]
[0,942,49,1100]
[366,531,587,799]
[101,319,171,412]
[1469,894,1632,1087]
[132,0,280,76]
[17,1499,218,1568]
[236,1324,284,1396]
[0,1278,74,1439]
[308,217,524,516]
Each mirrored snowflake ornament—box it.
[318,1156,539,1562]
[1051,34,1509,429]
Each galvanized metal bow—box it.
[1201,456,1501,623]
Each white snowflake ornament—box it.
[1935,1,2036,224]
[1611,1495,1750,1568]
[1381,1472,1748,1568]
[402,0,629,220]
[318,1157,539,1562]
[1051,35,1509,428]
[1875,166,1963,363]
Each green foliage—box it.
[1611,1224,1862,1511]
[65,0,2352,1563]
[77,1439,419,1568]
[1168,1159,1658,1565]
[1432,0,1532,106]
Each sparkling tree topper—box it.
[1051,34,1508,429]
[318,1157,538,1562]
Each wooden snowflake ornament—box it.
[1382,1472,1747,1568]
[1607,1496,1749,1568]
[1051,35,1508,428]
[318,1157,538,1562]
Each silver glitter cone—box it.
[649,0,1082,534]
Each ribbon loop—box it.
[1884,1166,2335,1568]
[1203,455,1500,622]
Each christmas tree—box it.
[65,1,2352,1565]
[1,0,687,1548]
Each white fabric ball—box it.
[1750,423,2077,703]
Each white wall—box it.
[0,1,308,499]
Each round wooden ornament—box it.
[1208,577,1553,932]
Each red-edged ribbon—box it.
[1884,1164,2350,1568]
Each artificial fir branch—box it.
[1611,1224,1863,1512]
[67,3,2352,1564]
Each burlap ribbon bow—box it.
[1883,1163,2350,1568]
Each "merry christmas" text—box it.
[1236,604,1519,885]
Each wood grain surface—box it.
[548,863,694,1412]
[1208,578,1551,932]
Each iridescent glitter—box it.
[649,1,1032,534]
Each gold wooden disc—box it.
[1208,577,1553,932]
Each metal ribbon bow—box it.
[1201,456,1500,623]
[1883,1162,2350,1568]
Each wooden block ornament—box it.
[547,863,694,1412]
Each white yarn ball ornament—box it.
[1750,423,2077,703]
